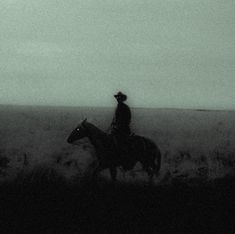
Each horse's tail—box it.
[153,145,161,176]
[142,137,161,176]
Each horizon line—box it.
[0,103,234,112]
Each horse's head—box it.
[67,119,88,144]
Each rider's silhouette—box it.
[111,92,134,169]
[111,91,131,136]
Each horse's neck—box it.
[84,122,107,149]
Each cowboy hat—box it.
[114,91,127,101]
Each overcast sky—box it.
[0,0,234,109]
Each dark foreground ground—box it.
[0,172,235,234]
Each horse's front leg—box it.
[109,166,117,182]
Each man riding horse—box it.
[67,91,161,180]
[110,92,134,169]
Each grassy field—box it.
[0,105,234,233]
[0,170,234,233]
[0,104,234,183]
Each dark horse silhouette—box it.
[67,119,161,182]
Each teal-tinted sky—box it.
[0,0,234,109]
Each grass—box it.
[0,167,235,233]
[0,106,234,233]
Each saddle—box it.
[110,132,133,148]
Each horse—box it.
[67,119,161,183]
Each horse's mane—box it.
[83,121,107,138]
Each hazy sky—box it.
[0,0,234,109]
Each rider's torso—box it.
[114,102,131,126]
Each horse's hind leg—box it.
[109,167,117,182]
[150,160,159,176]
[146,167,154,185]
[148,150,161,178]
[141,162,154,185]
